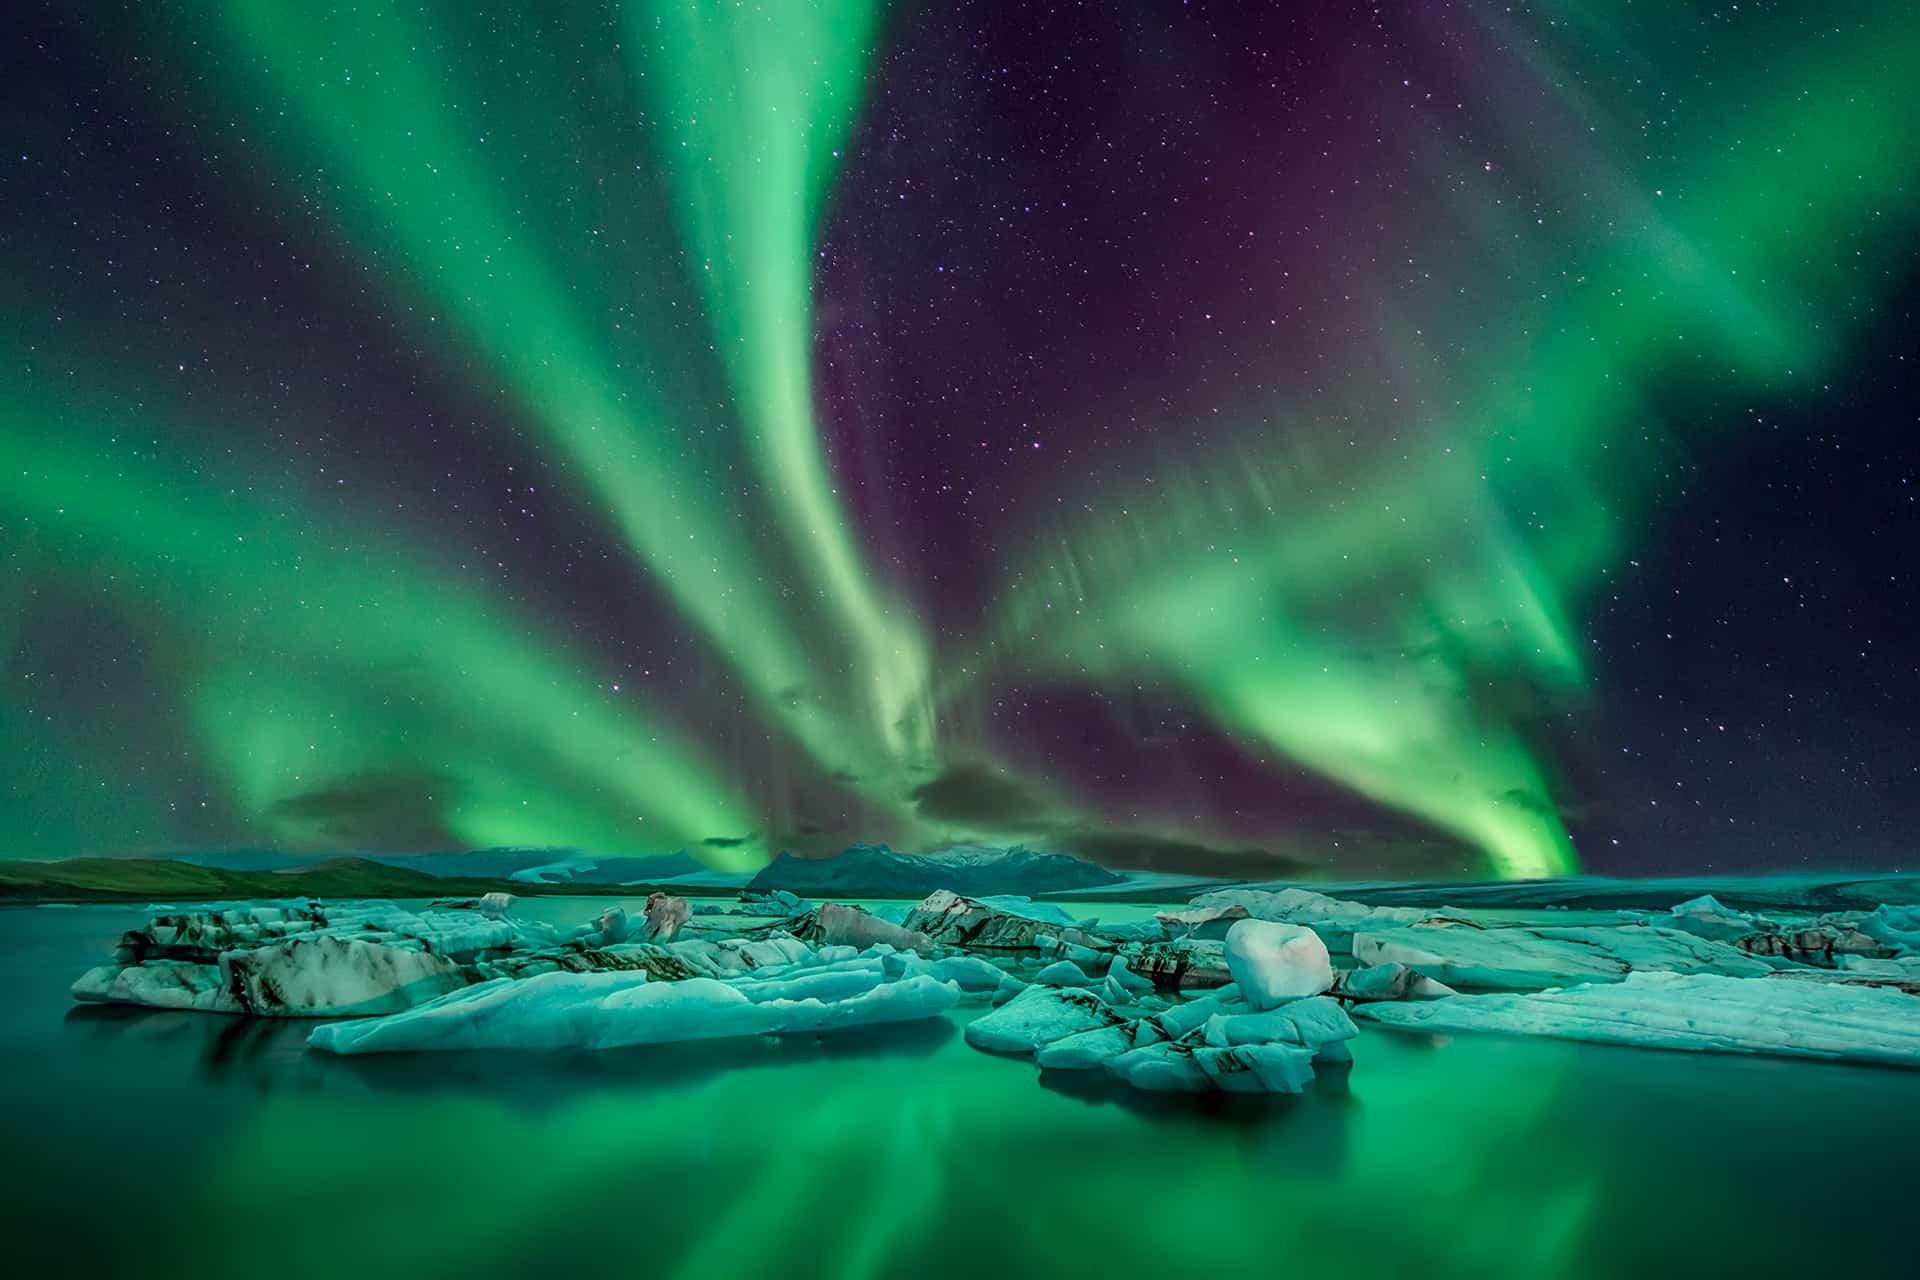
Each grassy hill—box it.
[0,856,712,904]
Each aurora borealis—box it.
[5,1,1918,877]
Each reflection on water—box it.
[63,1001,961,1103]
[7,902,1920,1280]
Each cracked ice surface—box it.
[1354,971,1920,1067]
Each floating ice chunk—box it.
[1106,956,1154,995]
[1035,960,1095,988]
[1351,921,1774,990]
[905,890,1112,953]
[972,896,1081,926]
[1837,954,1920,978]
[643,893,691,942]
[807,903,932,955]
[72,959,239,1014]
[1155,904,1248,936]
[137,904,324,953]
[1738,920,1894,966]
[477,892,515,920]
[1354,970,1920,1066]
[1223,919,1333,1010]
[1329,962,1456,1002]
[1200,996,1356,1054]
[736,889,809,917]
[1127,991,1245,1047]
[310,965,960,1055]
[222,934,470,1017]
[1858,904,1920,951]
[1111,1041,1319,1093]
[1033,934,1112,973]
[1665,894,1761,942]
[1088,919,1169,943]
[1120,938,1233,990]
[594,906,631,945]
[1187,887,1428,952]
[963,985,1127,1053]
[478,942,700,983]
[665,934,813,975]
[72,900,568,1016]
[1035,1024,1135,1070]
[921,954,1023,1000]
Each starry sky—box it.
[4,1,1917,878]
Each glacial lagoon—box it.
[6,896,1920,1280]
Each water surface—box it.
[5,900,1915,1279]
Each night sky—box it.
[4,1,1917,878]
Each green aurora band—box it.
[630,0,937,770]
[981,1,1920,877]
[179,0,934,820]
[4,0,1918,874]
[0,372,761,862]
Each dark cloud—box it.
[1056,830,1313,879]
[909,763,1053,828]
[267,768,463,852]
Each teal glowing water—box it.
[4,901,1916,1278]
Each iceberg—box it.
[1117,937,1233,990]
[642,892,691,942]
[1329,962,1456,1002]
[1154,903,1248,937]
[972,896,1084,925]
[735,889,810,917]
[71,900,711,1016]
[311,958,962,1055]
[1222,919,1333,1010]
[966,975,1355,1094]
[903,890,1112,954]
[1663,893,1762,942]
[1109,1041,1320,1093]
[71,957,242,1014]
[1185,886,1428,952]
[223,934,473,1016]
[1354,971,1920,1067]
[1857,903,1920,950]
[592,906,631,945]
[1735,920,1896,967]
[800,903,933,955]
[964,986,1129,1054]
[1034,960,1096,988]
[1837,954,1920,979]
[1199,996,1357,1053]
[1035,1024,1137,1070]
[920,954,1026,1002]
[1350,921,1776,990]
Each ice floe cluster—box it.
[68,877,1920,1087]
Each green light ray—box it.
[167,0,925,821]
[628,0,936,767]
[978,2,1920,877]
[0,376,759,863]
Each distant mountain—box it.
[1,856,470,903]
[496,852,707,885]
[744,843,1125,898]
[0,856,702,904]
[170,847,707,885]
[169,849,318,873]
